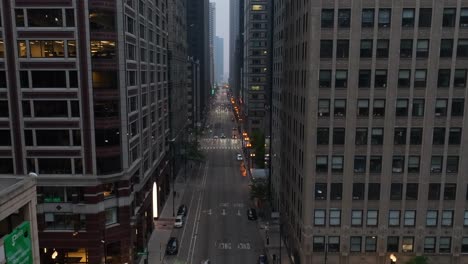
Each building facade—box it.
[209,2,215,90]
[229,0,241,98]
[187,0,210,122]
[214,35,224,85]
[272,1,468,263]
[187,57,200,127]
[243,0,272,135]
[0,0,171,263]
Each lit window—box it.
[90,40,116,58]
[251,5,265,11]
[29,40,65,58]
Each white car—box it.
[213,135,218,139]
[174,215,184,228]
[237,154,243,161]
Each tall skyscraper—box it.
[187,0,210,119]
[209,2,216,89]
[214,36,224,84]
[0,1,171,263]
[229,0,244,100]
[272,1,468,263]
[242,1,272,135]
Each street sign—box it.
[4,221,33,264]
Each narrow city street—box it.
[162,90,265,264]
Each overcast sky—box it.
[211,0,229,75]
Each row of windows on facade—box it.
[313,209,468,229]
[316,154,459,174]
[43,207,117,231]
[319,38,468,60]
[318,69,467,89]
[314,182,463,202]
[318,98,465,118]
[321,8,468,29]
[312,235,462,254]
[317,126,463,146]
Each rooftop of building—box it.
[0,177,36,203]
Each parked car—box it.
[177,205,187,217]
[247,208,257,220]
[258,254,268,264]
[236,154,243,161]
[174,215,184,228]
[220,133,226,138]
[166,237,178,255]
[213,135,218,139]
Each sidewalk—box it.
[140,162,199,264]
[258,219,291,264]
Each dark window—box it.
[376,39,389,58]
[406,183,418,200]
[402,9,415,27]
[69,71,78,88]
[443,8,456,27]
[95,129,121,147]
[400,39,413,58]
[0,158,14,174]
[34,100,67,117]
[416,39,429,58]
[424,237,436,253]
[38,158,72,174]
[24,130,33,146]
[315,183,327,200]
[368,183,380,200]
[36,130,70,146]
[458,39,468,57]
[354,156,366,173]
[412,99,425,116]
[448,128,461,145]
[350,237,362,252]
[320,40,333,58]
[446,156,459,173]
[444,184,457,200]
[451,99,464,116]
[316,156,328,172]
[338,9,351,28]
[333,128,345,145]
[352,183,365,200]
[20,71,29,88]
[432,127,446,145]
[65,9,75,27]
[330,183,342,200]
[334,99,346,117]
[454,69,467,87]
[373,99,385,117]
[378,9,391,28]
[0,130,11,146]
[390,183,403,200]
[328,237,340,252]
[317,128,329,145]
[374,70,387,88]
[438,69,451,88]
[359,70,371,88]
[398,70,411,87]
[418,8,432,27]
[360,40,373,58]
[396,99,409,116]
[462,238,468,253]
[369,156,382,173]
[440,39,453,57]
[318,99,330,117]
[28,9,63,27]
[22,101,31,117]
[355,128,368,145]
[430,157,443,174]
[313,237,325,252]
[335,70,347,88]
[392,156,405,173]
[0,101,9,117]
[414,70,427,88]
[71,101,80,117]
[357,99,369,117]
[321,9,334,28]
[0,71,6,87]
[94,100,119,118]
[408,156,420,173]
[336,40,349,58]
[319,70,331,88]
[394,128,407,145]
[365,236,377,252]
[362,9,374,27]
[439,237,452,253]
[31,71,66,88]
[97,155,122,175]
[332,156,343,173]
[15,9,25,27]
[92,71,118,89]
[371,128,383,145]
[460,8,468,27]
[387,237,399,252]
[89,10,116,31]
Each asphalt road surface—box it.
[164,90,264,264]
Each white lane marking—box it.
[221,209,226,216]
[237,209,241,216]
[232,203,244,208]
[219,202,229,207]
[238,243,251,250]
[218,243,232,250]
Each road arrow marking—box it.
[221,209,226,216]
[208,209,212,215]
[237,210,241,216]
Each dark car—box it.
[166,237,178,255]
[247,208,258,220]
[258,254,268,264]
[177,205,187,217]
